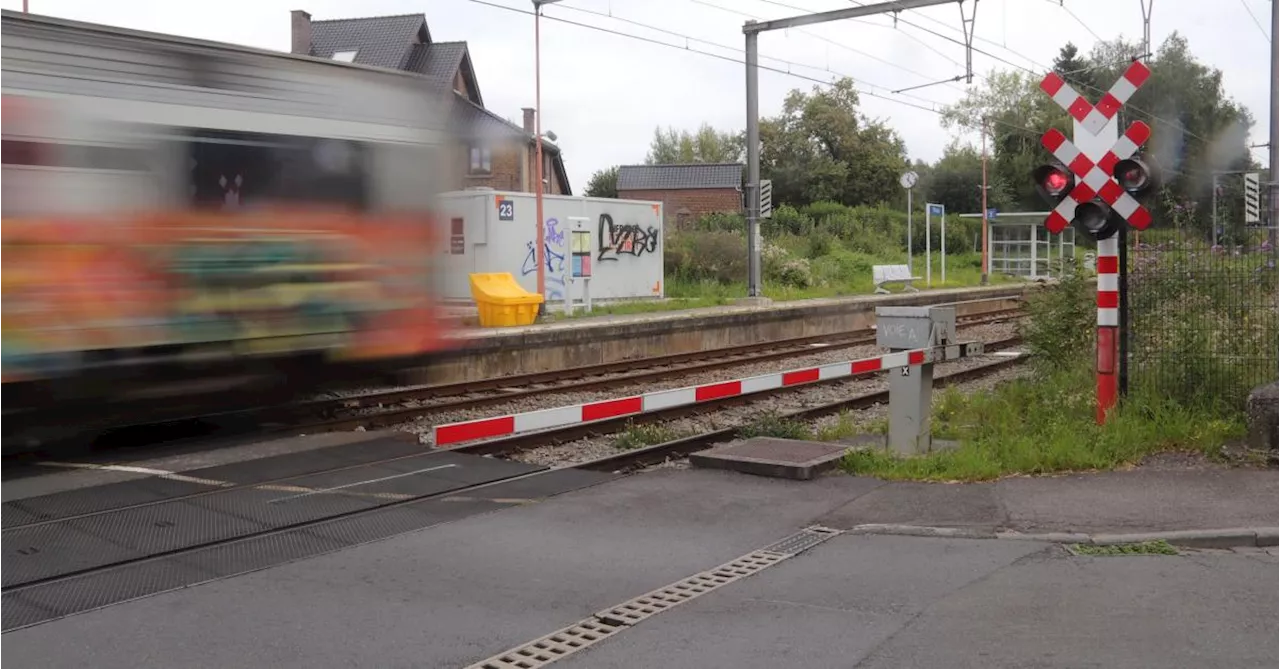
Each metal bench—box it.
[872,264,921,294]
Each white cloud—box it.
[5,0,1271,192]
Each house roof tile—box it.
[310,13,425,69]
[617,163,743,191]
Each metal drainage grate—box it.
[763,525,842,555]
[464,526,841,669]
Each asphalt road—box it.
[3,467,1276,668]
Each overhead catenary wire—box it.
[754,0,968,68]
[849,0,1210,143]
[462,0,1050,145]
[1237,0,1271,40]
[1049,0,1106,44]
[688,0,969,96]
[553,1,942,105]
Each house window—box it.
[331,50,358,63]
[469,146,491,175]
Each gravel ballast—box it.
[390,321,1021,446]
[507,349,1030,467]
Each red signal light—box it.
[1044,170,1068,194]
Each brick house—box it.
[289,10,571,195]
[616,163,742,229]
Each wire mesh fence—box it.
[1128,223,1278,414]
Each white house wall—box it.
[435,191,664,302]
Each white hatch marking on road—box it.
[268,464,459,503]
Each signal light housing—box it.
[1072,201,1121,241]
[1111,157,1152,195]
[1032,164,1075,201]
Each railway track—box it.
[280,308,1025,435]
[7,336,1026,530]
[443,336,1026,458]
[4,303,1023,455]
[2,337,1027,630]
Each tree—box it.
[1053,42,1098,94]
[645,123,744,164]
[924,140,1014,214]
[584,165,619,198]
[759,77,909,207]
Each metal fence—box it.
[1127,223,1278,414]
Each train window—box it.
[185,129,369,211]
[1,139,148,171]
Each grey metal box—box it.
[875,306,956,349]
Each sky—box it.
[3,0,1273,192]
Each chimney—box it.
[291,10,313,56]
[522,107,535,134]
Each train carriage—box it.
[2,10,459,450]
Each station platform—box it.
[3,433,1274,668]
[423,284,1032,385]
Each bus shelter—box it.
[960,211,1077,279]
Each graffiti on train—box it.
[597,214,659,262]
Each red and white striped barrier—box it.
[433,347,938,447]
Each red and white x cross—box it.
[1040,121,1153,233]
[1040,61,1151,136]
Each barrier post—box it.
[876,305,957,455]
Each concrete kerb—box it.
[847,524,1279,549]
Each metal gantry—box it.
[742,0,974,298]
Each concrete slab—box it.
[0,470,884,668]
[817,479,1005,532]
[852,543,1277,669]
[996,468,1278,534]
[4,465,1274,668]
[690,437,857,480]
[552,535,1046,669]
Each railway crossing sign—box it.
[1033,60,1155,241]
[1033,60,1156,427]
[1245,172,1261,224]
[760,179,773,219]
[1040,60,1150,136]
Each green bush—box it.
[1019,265,1094,371]
[767,204,813,237]
[665,230,748,284]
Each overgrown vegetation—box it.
[662,202,1004,298]
[839,267,1250,482]
[737,411,814,441]
[1071,540,1180,556]
[1128,234,1279,415]
[613,422,681,450]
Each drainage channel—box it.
[465,526,843,669]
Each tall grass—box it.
[839,263,1255,482]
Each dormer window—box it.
[331,50,358,63]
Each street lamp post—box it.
[532,0,562,314]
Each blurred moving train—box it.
[2,11,460,451]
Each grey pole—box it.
[907,189,914,273]
[744,27,762,297]
[739,0,958,299]
[1270,0,1278,238]
[1212,174,1219,245]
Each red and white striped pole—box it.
[1095,235,1120,424]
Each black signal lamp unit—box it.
[1032,163,1074,201]
[1111,157,1152,195]
[1072,200,1121,241]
